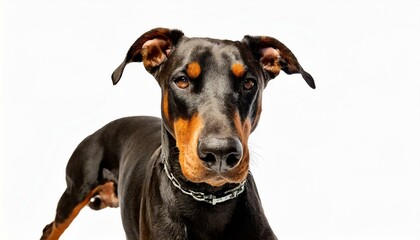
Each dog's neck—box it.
[158,126,242,238]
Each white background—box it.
[1,0,420,239]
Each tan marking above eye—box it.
[231,63,246,78]
[231,112,252,183]
[186,61,201,79]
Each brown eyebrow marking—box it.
[231,63,246,78]
[186,61,201,79]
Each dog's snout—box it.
[197,136,243,172]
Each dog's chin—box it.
[181,167,248,187]
[203,176,231,187]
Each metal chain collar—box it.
[162,154,247,205]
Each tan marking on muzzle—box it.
[174,115,205,183]
[231,112,252,182]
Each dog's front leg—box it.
[139,157,188,240]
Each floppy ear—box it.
[242,35,315,89]
[111,28,184,85]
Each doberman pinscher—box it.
[41,28,315,240]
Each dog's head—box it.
[112,28,315,187]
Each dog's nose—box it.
[197,136,243,172]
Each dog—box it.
[41,27,315,240]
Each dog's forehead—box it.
[174,37,244,63]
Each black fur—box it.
[41,28,315,240]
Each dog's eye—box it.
[174,76,190,89]
[243,78,256,90]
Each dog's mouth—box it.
[179,154,249,187]
[175,142,250,187]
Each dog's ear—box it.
[242,35,315,89]
[111,28,184,85]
